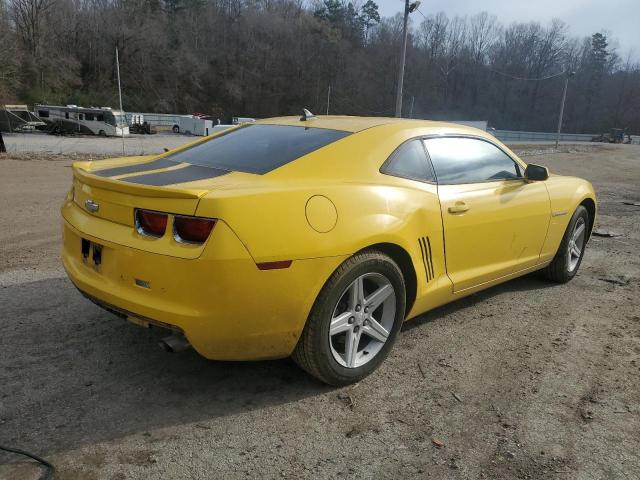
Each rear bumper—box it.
[61,202,346,360]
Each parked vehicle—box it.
[61,115,596,385]
[129,114,155,135]
[174,115,233,136]
[0,105,46,132]
[591,128,632,144]
[232,116,256,125]
[35,105,129,137]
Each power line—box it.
[415,7,427,21]
[480,65,567,82]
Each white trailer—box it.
[176,116,233,136]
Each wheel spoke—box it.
[344,328,360,367]
[365,283,393,311]
[330,312,352,336]
[329,273,397,369]
[573,223,585,242]
[572,245,581,257]
[349,277,364,310]
[363,317,389,343]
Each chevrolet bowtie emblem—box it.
[85,199,100,213]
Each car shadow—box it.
[0,277,332,459]
[403,272,556,332]
[0,272,553,459]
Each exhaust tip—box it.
[159,334,191,353]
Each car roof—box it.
[257,115,485,135]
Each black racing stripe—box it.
[93,158,179,177]
[122,165,230,186]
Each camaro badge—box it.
[85,199,100,213]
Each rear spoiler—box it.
[73,164,208,199]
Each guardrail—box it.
[492,130,596,142]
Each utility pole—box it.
[556,71,575,149]
[395,1,420,118]
[116,46,125,155]
[326,85,331,116]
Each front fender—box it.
[539,176,597,260]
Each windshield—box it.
[104,113,126,126]
[164,124,350,174]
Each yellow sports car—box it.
[62,114,596,385]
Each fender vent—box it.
[418,236,435,283]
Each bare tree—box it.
[9,0,56,58]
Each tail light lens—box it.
[173,216,216,244]
[135,209,168,238]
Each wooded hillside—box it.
[1,0,638,133]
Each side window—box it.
[424,137,522,184]
[382,139,435,182]
[86,113,94,121]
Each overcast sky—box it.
[377,0,640,59]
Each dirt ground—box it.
[2,132,193,156]
[0,144,638,479]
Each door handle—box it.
[448,202,469,214]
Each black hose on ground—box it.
[0,445,54,480]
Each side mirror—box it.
[525,164,549,181]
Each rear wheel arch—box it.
[293,248,407,385]
[356,242,417,316]
[580,197,596,239]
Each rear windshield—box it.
[165,124,350,174]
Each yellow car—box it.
[61,115,596,385]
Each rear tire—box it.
[292,250,406,386]
[543,205,589,283]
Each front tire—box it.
[543,205,590,283]
[292,250,406,386]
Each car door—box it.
[424,136,550,292]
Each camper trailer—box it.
[35,105,129,136]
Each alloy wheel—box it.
[328,273,396,368]
[568,216,586,272]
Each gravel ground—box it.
[0,144,638,479]
[2,132,195,156]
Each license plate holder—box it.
[81,238,103,266]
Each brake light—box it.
[135,209,168,238]
[174,216,216,244]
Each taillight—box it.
[173,216,216,244]
[135,209,168,238]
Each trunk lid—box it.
[72,157,218,227]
